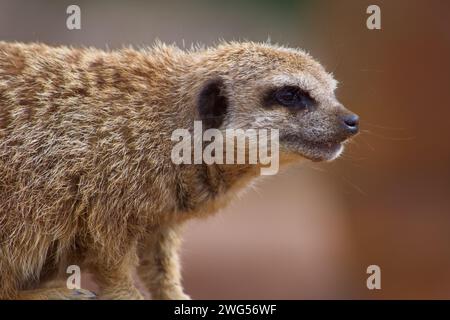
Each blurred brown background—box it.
[1,0,450,299]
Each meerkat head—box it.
[195,42,359,163]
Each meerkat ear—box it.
[197,78,228,129]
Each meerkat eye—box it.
[274,86,315,109]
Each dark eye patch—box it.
[264,86,316,110]
[197,78,228,129]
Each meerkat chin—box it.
[0,40,358,300]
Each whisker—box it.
[359,69,385,73]
[364,122,407,131]
[339,153,367,162]
[309,163,366,195]
[361,129,415,141]
[307,164,327,173]
[356,134,375,151]
[339,174,366,196]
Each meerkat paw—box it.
[99,287,144,300]
[152,289,191,300]
[18,288,97,300]
[63,288,97,300]
[171,292,191,300]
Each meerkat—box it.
[0,41,359,300]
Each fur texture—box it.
[0,41,357,299]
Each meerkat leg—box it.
[138,226,190,300]
[17,270,97,300]
[16,254,97,300]
[18,287,96,300]
[0,269,20,300]
[91,246,144,300]
[0,270,96,300]
[0,255,95,300]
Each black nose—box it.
[342,114,359,135]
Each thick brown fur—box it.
[0,41,357,299]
